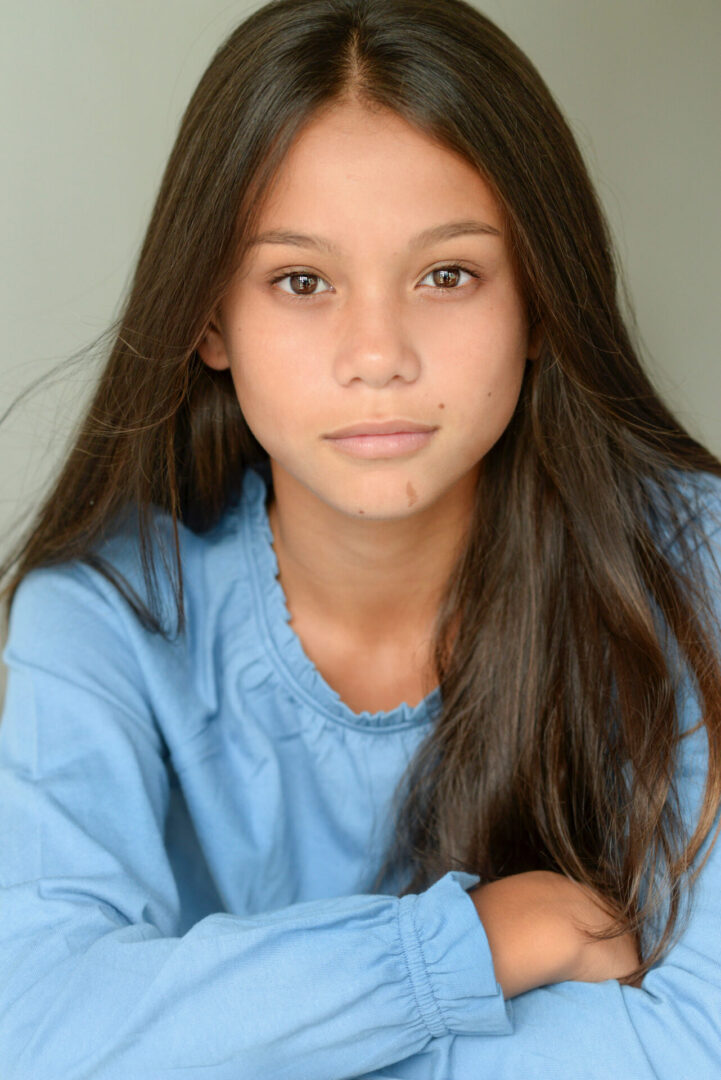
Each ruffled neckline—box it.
[237,462,443,731]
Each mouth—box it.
[323,426,438,460]
[324,419,438,438]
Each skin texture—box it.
[198,100,541,669]
[469,872,641,998]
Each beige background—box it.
[1,0,720,702]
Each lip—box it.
[324,429,437,460]
[324,419,438,438]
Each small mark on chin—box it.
[358,509,365,514]
[487,391,492,397]
[438,402,445,409]
[406,481,418,507]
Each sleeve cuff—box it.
[397,870,513,1038]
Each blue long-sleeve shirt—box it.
[1,460,720,1080]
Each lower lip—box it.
[324,430,436,458]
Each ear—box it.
[527,318,544,361]
[197,317,230,372]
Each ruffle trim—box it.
[235,464,443,731]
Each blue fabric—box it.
[0,462,720,1079]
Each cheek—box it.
[426,286,529,373]
[219,296,326,444]
[227,345,316,444]
[444,327,527,445]
[449,328,527,404]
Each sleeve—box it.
[357,525,721,1080]
[0,564,511,1080]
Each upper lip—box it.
[325,419,438,438]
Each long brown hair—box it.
[2,0,720,982]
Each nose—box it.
[332,288,422,388]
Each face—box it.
[198,100,541,520]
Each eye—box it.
[267,262,481,302]
[269,271,331,298]
[419,264,481,292]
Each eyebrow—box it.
[247,219,501,256]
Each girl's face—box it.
[199,100,540,520]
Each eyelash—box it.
[267,263,482,302]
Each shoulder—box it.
[6,478,254,661]
[650,470,721,669]
[3,497,255,730]
[671,468,721,532]
[648,467,721,560]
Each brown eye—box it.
[421,265,479,290]
[268,263,480,302]
[270,271,331,297]
[433,267,461,287]
[288,273,319,294]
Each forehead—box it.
[252,101,505,244]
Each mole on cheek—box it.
[406,481,418,507]
[358,509,364,514]
[438,402,445,409]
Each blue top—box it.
[1,461,720,1080]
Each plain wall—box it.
[1,0,720,701]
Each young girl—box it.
[1,0,719,1077]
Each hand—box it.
[565,878,641,987]
[468,870,641,999]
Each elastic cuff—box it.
[398,870,513,1038]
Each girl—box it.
[1,0,720,1076]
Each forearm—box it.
[468,872,573,998]
[468,870,638,998]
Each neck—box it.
[265,462,478,652]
